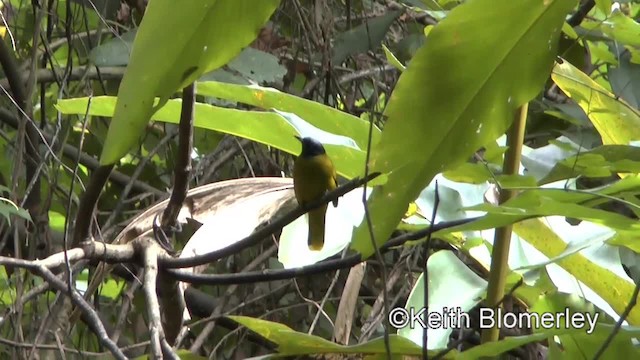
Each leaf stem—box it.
[481,103,528,344]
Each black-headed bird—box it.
[293,136,338,251]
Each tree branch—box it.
[567,0,595,27]
[160,172,381,269]
[165,217,476,285]
[159,83,195,251]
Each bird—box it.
[293,136,338,251]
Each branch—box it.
[567,0,595,27]
[165,217,477,285]
[160,172,381,269]
[338,64,397,85]
[0,32,27,104]
[159,83,195,251]
[0,66,126,89]
[139,241,179,359]
[71,164,114,246]
[0,241,136,269]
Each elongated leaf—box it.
[552,59,640,147]
[101,0,280,165]
[512,219,640,325]
[196,81,380,151]
[56,97,367,179]
[227,316,429,356]
[352,0,576,257]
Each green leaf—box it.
[464,191,640,234]
[542,144,640,183]
[552,58,640,147]
[351,0,576,257]
[382,44,406,72]
[101,0,280,165]
[89,29,137,66]
[225,47,287,84]
[453,214,640,324]
[595,0,612,15]
[332,10,403,64]
[56,96,368,180]
[582,10,640,47]
[227,316,430,356]
[195,81,380,152]
[0,266,16,305]
[99,278,125,300]
[609,50,640,109]
[0,197,31,222]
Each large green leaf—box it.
[101,0,280,165]
[196,81,380,151]
[56,97,367,179]
[552,59,640,147]
[511,219,640,325]
[351,0,577,257]
[227,316,432,357]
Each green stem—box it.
[480,103,528,344]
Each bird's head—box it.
[295,135,326,157]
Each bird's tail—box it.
[307,204,328,251]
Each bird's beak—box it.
[294,135,302,142]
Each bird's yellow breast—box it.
[293,154,337,204]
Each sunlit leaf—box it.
[195,81,380,151]
[227,316,428,356]
[101,0,280,165]
[552,59,640,148]
[56,96,368,179]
